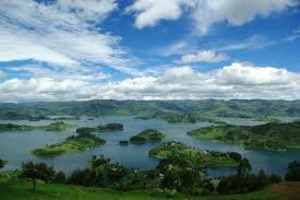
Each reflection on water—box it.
[0,116,299,177]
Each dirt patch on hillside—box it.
[270,182,300,193]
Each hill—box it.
[1,100,300,122]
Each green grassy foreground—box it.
[1,180,300,200]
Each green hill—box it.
[1,180,299,200]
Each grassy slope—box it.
[1,181,300,200]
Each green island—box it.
[31,132,106,156]
[97,123,124,131]
[119,140,129,145]
[149,141,239,168]
[130,129,165,142]
[0,122,73,132]
[76,123,124,135]
[187,121,300,151]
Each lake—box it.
[0,116,299,178]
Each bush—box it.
[285,160,300,181]
[53,171,66,184]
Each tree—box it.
[285,160,300,181]
[53,171,66,184]
[237,158,252,175]
[0,159,6,168]
[21,162,55,192]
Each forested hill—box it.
[0,99,300,120]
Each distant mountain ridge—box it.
[0,99,300,120]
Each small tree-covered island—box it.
[149,141,239,168]
[188,121,300,151]
[0,122,73,132]
[76,123,124,134]
[130,129,165,143]
[31,132,106,156]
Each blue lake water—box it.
[0,116,299,178]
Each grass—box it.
[1,180,300,200]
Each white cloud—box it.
[215,62,291,85]
[0,70,4,78]
[0,0,140,75]
[1,62,300,102]
[154,40,197,57]
[127,0,297,34]
[56,0,118,21]
[285,27,300,41]
[192,0,297,34]
[126,0,192,29]
[176,50,228,64]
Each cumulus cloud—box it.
[0,0,141,75]
[1,62,300,102]
[127,0,297,33]
[126,0,192,29]
[192,0,297,34]
[176,50,229,64]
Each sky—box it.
[0,0,300,102]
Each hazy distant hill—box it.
[0,99,300,120]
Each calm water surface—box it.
[0,116,299,177]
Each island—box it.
[43,122,74,131]
[97,123,124,131]
[130,129,165,143]
[31,132,106,156]
[119,140,129,145]
[149,141,239,168]
[187,121,300,151]
[0,122,73,132]
[75,123,124,135]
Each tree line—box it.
[13,156,300,196]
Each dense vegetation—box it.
[0,122,73,132]
[31,132,106,156]
[188,121,300,150]
[0,123,33,131]
[1,155,300,199]
[1,100,300,123]
[149,142,239,168]
[130,129,165,142]
[76,123,124,135]
[0,159,8,168]
[285,160,300,181]
[97,123,124,131]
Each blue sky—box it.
[0,0,300,102]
